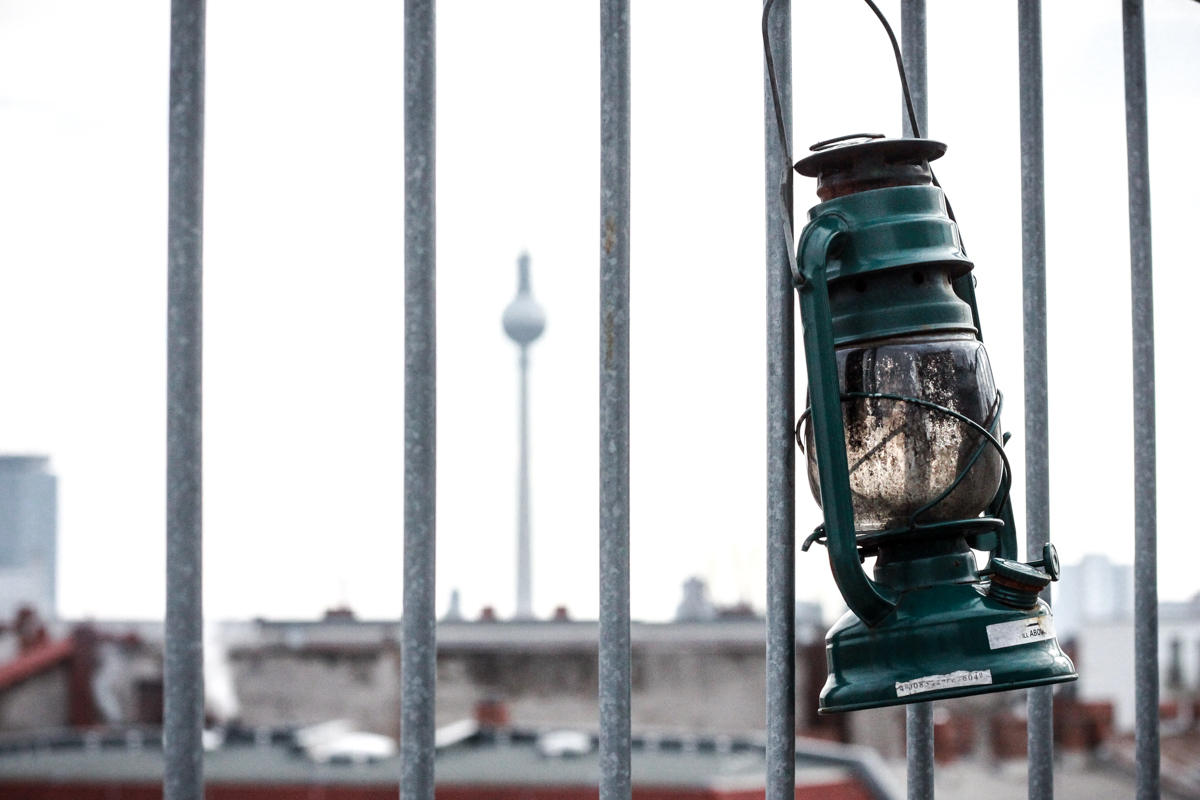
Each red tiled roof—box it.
[0,638,74,692]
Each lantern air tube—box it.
[798,214,899,627]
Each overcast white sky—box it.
[0,1,1195,622]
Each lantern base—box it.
[818,581,1076,714]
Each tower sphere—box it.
[503,253,546,345]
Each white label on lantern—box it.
[895,669,992,698]
[986,616,1056,650]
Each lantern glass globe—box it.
[805,331,1003,532]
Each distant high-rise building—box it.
[1054,553,1134,639]
[0,456,57,620]
[675,577,716,622]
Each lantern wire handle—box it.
[856,0,972,255]
[762,0,792,175]
[762,0,800,286]
[762,0,974,276]
[860,0,922,141]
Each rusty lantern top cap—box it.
[794,136,947,202]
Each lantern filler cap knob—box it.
[1028,542,1061,581]
[794,135,948,202]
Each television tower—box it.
[502,253,545,620]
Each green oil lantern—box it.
[792,135,1077,713]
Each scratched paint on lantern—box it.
[895,669,993,697]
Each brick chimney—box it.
[474,696,510,728]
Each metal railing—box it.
[164,1,205,799]
[156,2,1162,800]
[598,1,633,799]
[897,5,936,798]
[400,1,437,799]
[1018,4,1055,800]
[1122,3,1160,800]
[763,2,796,799]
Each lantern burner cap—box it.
[795,136,947,202]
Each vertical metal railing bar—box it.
[763,1,795,798]
[599,0,631,797]
[904,705,934,800]
[401,0,437,797]
[1121,2,1159,799]
[899,3,934,799]
[899,0,927,140]
[1018,3,1055,798]
[164,1,206,799]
